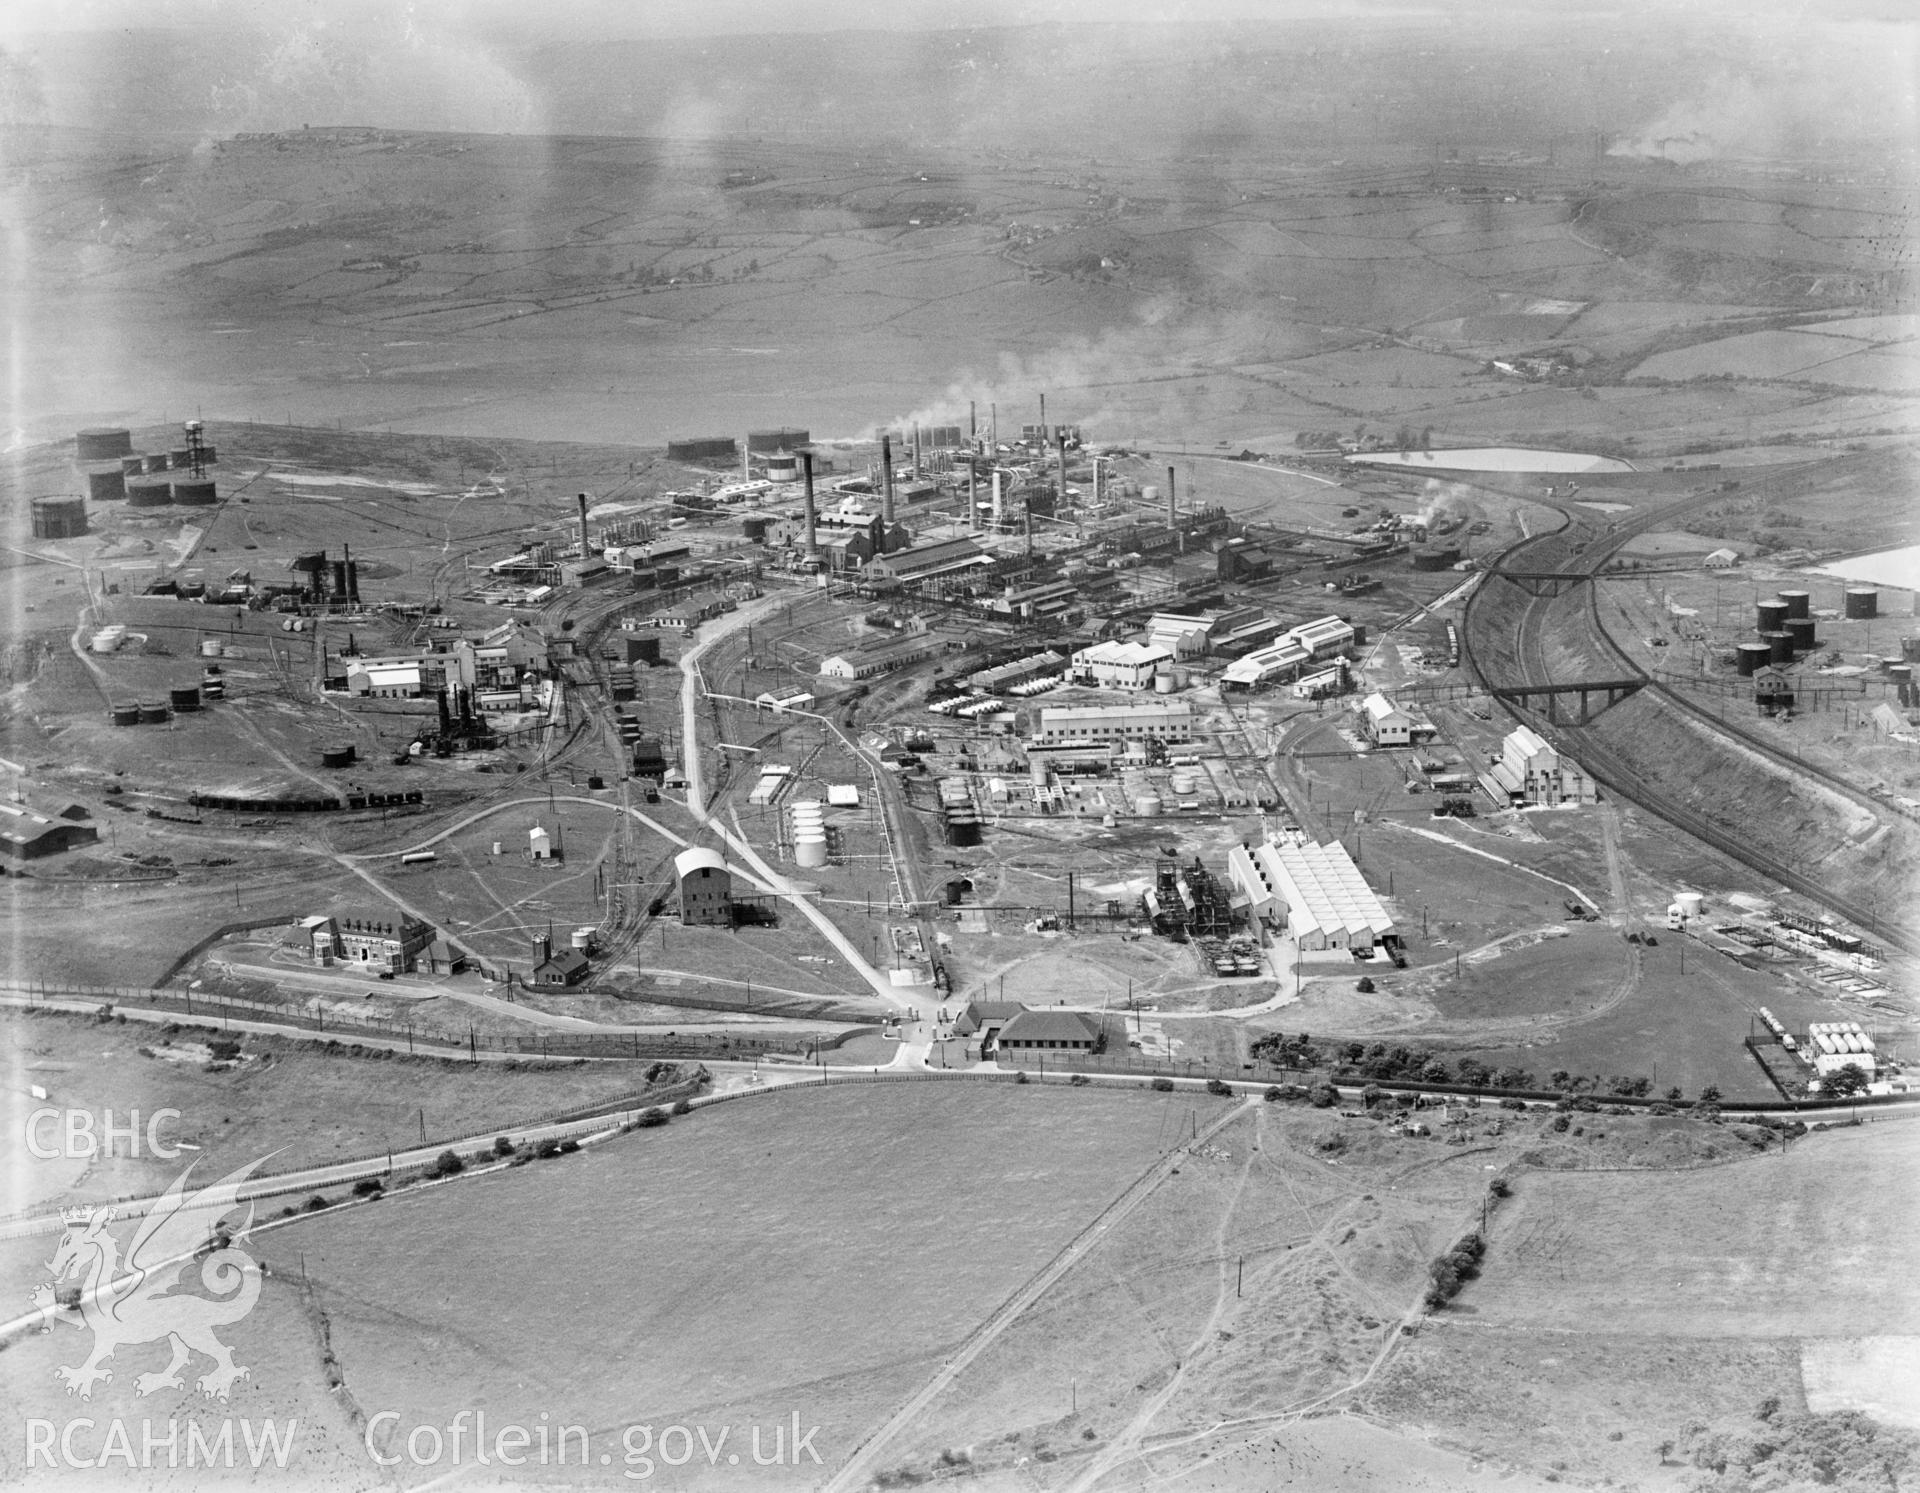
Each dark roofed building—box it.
[953,1000,1026,1051]
[0,803,99,860]
[529,931,588,987]
[995,1009,1105,1054]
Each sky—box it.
[10,0,1916,38]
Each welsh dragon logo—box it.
[33,1158,268,1401]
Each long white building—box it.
[1228,836,1394,952]
[1036,701,1193,744]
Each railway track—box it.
[1462,454,1915,957]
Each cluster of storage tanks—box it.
[1807,1021,1875,1060]
[71,425,219,509]
[790,800,828,868]
[1735,586,1879,676]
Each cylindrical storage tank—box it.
[1734,642,1770,676]
[1756,600,1788,632]
[143,453,170,473]
[790,799,822,814]
[30,496,88,539]
[84,465,127,501]
[794,834,829,868]
[120,455,146,476]
[319,744,356,769]
[202,677,225,699]
[1172,665,1189,688]
[1135,794,1162,817]
[200,638,224,657]
[1141,484,1160,506]
[570,927,594,951]
[168,686,201,712]
[1764,631,1794,664]
[764,452,800,482]
[171,478,217,505]
[1786,617,1817,652]
[1676,891,1704,917]
[1153,672,1175,694]
[138,702,171,724]
[110,703,140,727]
[127,477,172,506]
[1845,588,1878,620]
[1169,772,1197,796]
[1030,759,1049,787]
[1777,589,1810,619]
[76,427,133,461]
[167,448,191,469]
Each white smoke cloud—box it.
[1608,74,1783,164]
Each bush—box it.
[1069,1073,1090,1086]
[671,1098,693,1115]
[1308,1083,1339,1109]
[1550,1114,1571,1133]
[1356,976,1375,994]
[1263,1085,1285,1103]
[1150,1076,1175,1092]
[1489,1176,1511,1198]
[304,1194,331,1212]
[635,1108,669,1128]
[208,1038,242,1063]
[429,1149,464,1178]
[1013,1070,1029,1084]
[1499,1097,1526,1111]
[492,1136,514,1157]
[351,1178,384,1198]
[1205,1077,1232,1097]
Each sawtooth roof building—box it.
[1227,837,1394,952]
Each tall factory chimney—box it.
[801,450,820,565]
[577,492,591,561]
[880,434,896,526]
[1024,498,1033,558]
[991,469,1005,527]
[969,400,977,447]
[912,425,922,480]
[990,402,997,450]
[1039,393,1047,444]
[742,437,751,482]
[1166,464,1177,531]
[343,540,359,605]
[1055,433,1069,517]
[967,460,977,530]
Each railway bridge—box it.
[1489,678,1646,725]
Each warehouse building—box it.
[1227,837,1394,953]
[1485,725,1598,806]
[819,636,941,679]
[0,803,99,860]
[1036,701,1193,744]
[675,847,733,926]
[1221,637,1312,690]
[292,910,436,973]
[1069,640,1173,690]
[862,537,989,583]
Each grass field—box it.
[243,1083,1188,1486]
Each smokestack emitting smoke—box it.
[913,425,922,480]
[801,450,819,563]
[578,492,590,562]
[1167,465,1177,530]
[990,402,997,449]
[881,434,896,526]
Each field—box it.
[1361,1119,1920,1484]
[0,1005,686,1214]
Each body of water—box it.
[1808,545,1920,593]
[1346,447,1635,474]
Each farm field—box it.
[242,1083,1191,1487]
